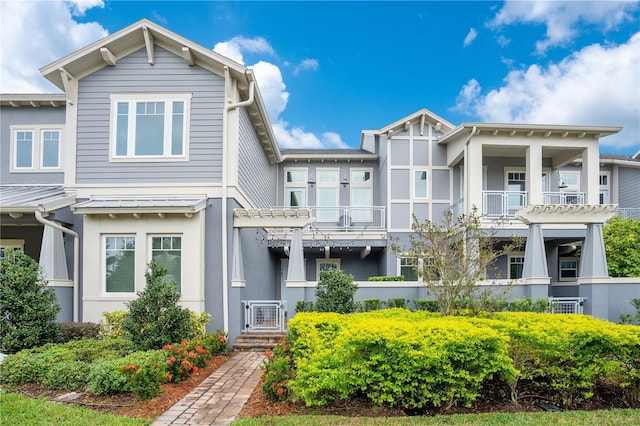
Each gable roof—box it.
[39,19,281,163]
[376,108,455,136]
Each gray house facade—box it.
[1,20,639,343]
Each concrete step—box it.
[233,332,286,352]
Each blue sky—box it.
[2,1,639,154]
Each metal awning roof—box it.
[0,185,75,213]
[71,196,207,215]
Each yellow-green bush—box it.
[282,310,640,410]
[287,310,515,409]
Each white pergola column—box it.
[526,144,543,205]
[579,223,609,278]
[582,145,600,205]
[521,223,550,281]
[465,140,483,213]
[286,227,305,283]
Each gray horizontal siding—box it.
[618,166,640,208]
[0,106,65,184]
[237,107,277,207]
[76,46,224,184]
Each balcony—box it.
[453,191,587,219]
[617,208,640,220]
[308,206,386,231]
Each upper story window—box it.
[414,170,428,199]
[559,171,580,192]
[110,94,191,161]
[284,168,307,207]
[599,172,610,204]
[350,168,373,221]
[316,169,339,221]
[10,126,63,172]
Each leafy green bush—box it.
[187,311,211,339]
[314,269,358,314]
[262,336,295,402]
[295,300,314,313]
[620,298,640,325]
[58,322,101,343]
[163,340,208,383]
[98,310,127,339]
[122,262,192,350]
[361,298,383,312]
[413,299,439,312]
[197,331,229,355]
[603,216,640,277]
[0,249,61,353]
[385,298,406,309]
[120,350,167,400]
[367,276,404,281]
[507,297,549,313]
[88,359,131,396]
[42,360,89,390]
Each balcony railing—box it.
[307,206,386,231]
[617,208,640,220]
[483,191,528,218]
[542,192,585,205]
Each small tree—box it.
[122,261,191,350]
[0,249,61,353]
[603,216,640,277]
[314,269,358,314]
[393,209,520,316]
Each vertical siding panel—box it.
[76,47,224,184]
[618,167,640,208]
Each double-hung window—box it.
[509,254,525,279]
[104,236,136,293]
[599,173,610,204]
[11,126,62,171]
[151,236,182,291]
[110,94,190,160]
[284,169,307,207]
[399,257,419,281]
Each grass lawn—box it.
[0,392,152,426]
[232,409,640,425]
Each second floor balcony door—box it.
[507,171,526,214]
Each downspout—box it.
[222,67,255,332]
[35,210,79,322]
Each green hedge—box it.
[367,276,404,281]
[278,310,640,409]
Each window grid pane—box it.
[135,101,165,155]
[116,102,129,156]
[42,131,60,168]
[152,236,182,290]
[16,131,33,168]
[414,170,427,198]
[105,236,135,293]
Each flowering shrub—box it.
[198,330,229,355]
[261,337,295,402]
[120,350,167,400]
[163,340,207,383]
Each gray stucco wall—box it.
[76,47,225,184]
[0,105,65,184]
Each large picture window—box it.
[104,236,136,293]
[111,94,190,160]
[151,236,182,290]
[11,126,62,171]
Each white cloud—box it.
[0,0,107,93]
[250,61,289,121]
[293,58,319,76]
[489,0,639,53]
[213,36,274,65]
[463,28,478,47]
[273,121,349,149]
[453,33,640,151]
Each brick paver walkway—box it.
[151,351,265,426]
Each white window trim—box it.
[413,169,429,199]
[508,252,525,280]
[0,239,25,256]
[397,256,422,282]
[559,171,581,192]
[315,168,340,222]
[284,167,308,207]
[599,171,610,204]
[103,234,137,296]
[559,257,579,282]
[316,258,341,281]
[504,168,526,191]
[109,93,191,162]
[148,234,183,291]
[10,125,64,172]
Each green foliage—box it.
[198,331,229,355]
[120,350,167,400]
[262,336,295,402]
[42,360,89,390]
[392,209,522,316]
[385,298,407,309]
[367,276,404,281]
[187,311,211,339]
[58,322,101,343]
[603,216,640,277]
[99,310,127,339]
[0,249,61,353]
[314,269,358,314]
[122,262,192,350]
[413,299,439,312]
[88,359,132,396]
[295,300,315,313]
[507,297,549,313]
[620,298,640,324]
[361,298,383,312]
[163,340,208,383]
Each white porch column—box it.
[231,228,246,287]
[286,227,305,283]
[522,223,550,281]
[582,145,600,204]
[526,144,543,205]
[465,140,483,214]
[579,223,609,278]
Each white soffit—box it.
[516,204,618,224]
